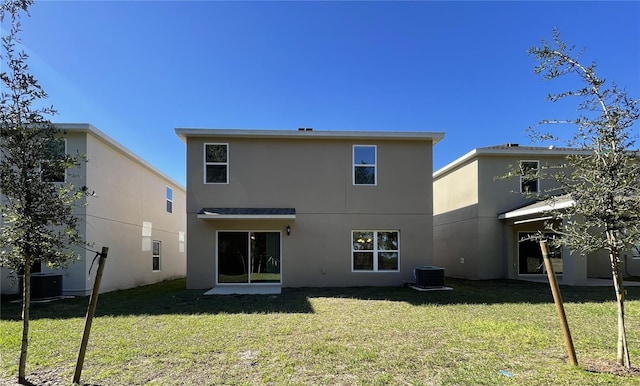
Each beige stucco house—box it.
[176,128,444,293]
[1,123,186,296]
[433,144,640,285]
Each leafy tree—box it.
[526,29,640,368]
[0,0,85,383]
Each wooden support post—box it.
[73,247,109,384]
[539,240,578,366]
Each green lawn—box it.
[1,278,639,385]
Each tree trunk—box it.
[609,248,631,368]
[18,256,31,384]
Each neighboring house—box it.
[433,144,640,285]
[1,123,186,296]
[175,128,444,294]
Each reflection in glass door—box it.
[518,232,562,275]
[218,231,281,284]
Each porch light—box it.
[286,225,291,236]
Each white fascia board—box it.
[498,198,574,220]
[57,123,186,192]
[175,128,445,144]
[434,147,586,180]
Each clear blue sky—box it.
[11,1,640,186]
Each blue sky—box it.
[10,1,640,186]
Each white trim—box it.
[351,230,400,272]
[152,240,161,272]
[498,198,574,220]
[166,186,173,213]
[215,230,283,285]
[176,128,445,144]
[203,143,229,184]
[353,145,377,186]
[433,146,588,180]
[57,123,186,192]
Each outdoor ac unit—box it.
[20,273,63,299]
[414,266,445,288]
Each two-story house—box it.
[175,128,444,294]
[433,144,640,285]
[1,123,187,297]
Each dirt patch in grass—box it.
[0,367,99,386]
[582,358,640,377]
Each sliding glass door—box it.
[217,231,281,284]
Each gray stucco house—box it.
[176,128,444,294]
[433,144,640,285]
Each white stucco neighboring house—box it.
[1,123,186,297]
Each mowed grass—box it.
[1,278,640,385]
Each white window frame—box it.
[353,145,377,186]
[215,230,282,285]
[152,240,161,272]
[204,143,229,184]
[351,230,400,272]
[519,160,539,193]
[166,186,173,213]
[41,138,67,183]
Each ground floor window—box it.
[518,232,562,275]
[352,230,399,272]
[152,240,161,271]
[217,231,281,284]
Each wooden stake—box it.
[73,247,109,384]
[539,240,578,366]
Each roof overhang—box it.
[498,196,574,221]
[197,208,296,220]
[175,128,445,145]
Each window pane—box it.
[250,232,281,283]
[353,232,373,250]
[41,161,65,182]
[206,165,227,183]
[354,146,375,165]
[153,241,160,256]
[218,232,249,283]
[166,200,173,213]
[354,252,373,270]
[206,144,227,162]
[520,161,539,193]
[354,166,375,185]
[166,187,173,200]
[153,257,160,271]
[377,232,398,251]
[42,139,66,182]
[378,252,398,270]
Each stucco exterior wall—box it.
[183,132,437,289]
[1,125,186,296]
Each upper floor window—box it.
[41,138,66,183]
[353,145,376,185]
[166,186,173,213]
[519,160,539,193]
[352,230,399,272]
[204,143,228,184]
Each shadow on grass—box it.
[1,277,637,321]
